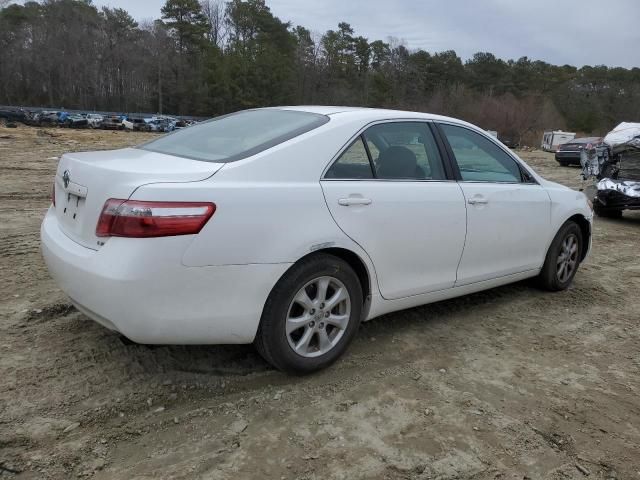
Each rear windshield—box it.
[138,109,329,163]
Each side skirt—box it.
[365,269,540,320]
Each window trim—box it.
[321,119,456,182]
[360,134,378,179]
[435,121,539,185]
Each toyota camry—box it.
[41,107,593,373]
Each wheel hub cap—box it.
[285,276,351,358]
[556,234,578,283]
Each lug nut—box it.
[319,322,325,329]
[319,303,325,309]
[324,312,330,318]
[309,309,315,315]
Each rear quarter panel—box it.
[130,119,379,278]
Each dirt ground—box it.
[1,124,639,480]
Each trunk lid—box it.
[53,147,222,249]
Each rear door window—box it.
[364,122,446,180]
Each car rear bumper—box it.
[555,152,581,163]
[41,207,290,344]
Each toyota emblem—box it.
[62,170,70,189]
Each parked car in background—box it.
[151,116,178,131]
[582,122,640,218]
[123,117,150,131]
[121,117,134,130]
[85,113,104,128]
[102,115,125,130]
[22,111,40,126]
[0,108,27,123]
[62,113,89,128]
[41,107,593,374]
[37,111,60,126]
[499,136,519,149]
[147,118,172,133]
[555,137,603,166]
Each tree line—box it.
[1,0,639,144]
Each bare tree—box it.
[200,0,226,47]
[0,0,637,129]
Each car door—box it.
[437,122,551,286]
[321,121,467,300]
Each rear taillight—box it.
[96,199,215,238]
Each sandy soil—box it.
[1,125,639,480]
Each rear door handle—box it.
[468,197,488,205]
[338,197,372,206]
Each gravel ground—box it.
[1,125,639,479]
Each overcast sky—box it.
[75,0,640,68]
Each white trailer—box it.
[542,131,576,151]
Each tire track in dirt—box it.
[2,127,640,479]
[0,233,41,257]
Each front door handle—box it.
[338,197,372,206]
[467,196,488,205]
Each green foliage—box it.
[0,0,638,140]
[161,0,208,52]
[223,0,296,109]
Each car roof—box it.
[570,137,602,143]
[272,105,472,127]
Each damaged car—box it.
[102,115,125,130]
[36,111,61,126]
[62,113,89,128]
[581,122,640,218]
[123,117,152,132]
[0,108,27,123]
[85,114,104,128]
[556,137,603,166]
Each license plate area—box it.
[56,179,89,235]
[61,192,85,222]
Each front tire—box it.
[255,253,363,374]
[537,221,583,291]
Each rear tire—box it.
[537,221,583,291]
[255,253,363,374]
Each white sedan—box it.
[41,107,593,373]
[85,113,104,128]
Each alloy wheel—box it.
[556,233,579,283]
[285,276,351,358]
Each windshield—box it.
[139,109,329,163]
